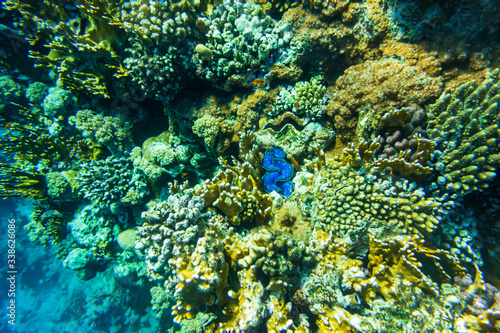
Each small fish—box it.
[181,172,189,179]
[251,79,266,87]
[290,152,301,172]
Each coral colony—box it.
[1,0,500,332]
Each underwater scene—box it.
[1,0,500,332]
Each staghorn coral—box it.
[427,68,500,196]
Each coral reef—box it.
[69,110,133,154]
[327,58,443,137]
[256,121,335,162]
[312,153,445,236]
[192,114,220,148]
[195,133,273,226]
[2,1,500,332]
[135,188,205,281]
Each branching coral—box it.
[135,188,205,281]
[427,68,500,196]
[192,114,220,148]
[69,109,133,153]
[75,155,149,206]
[193,1,293,88]
[122,40,192,103]
[313,154,444,236]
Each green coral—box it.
[427,68,500,196]
[294,76,328,119]
[25,81,48,104]
[69,109,133,153]
[41,87,73,118]
[131,131,211,179]
[193,1,293,87]
[192,114,220,147]
[75,155,149,206]
[45,172,71,199]
[269,77,328,119]
[0,75,22,105]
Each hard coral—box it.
[328,58,443,137]
[313,155,444,236]
[427,68,500,196]
[195,133,273,226]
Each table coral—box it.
[427,68,500,196]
